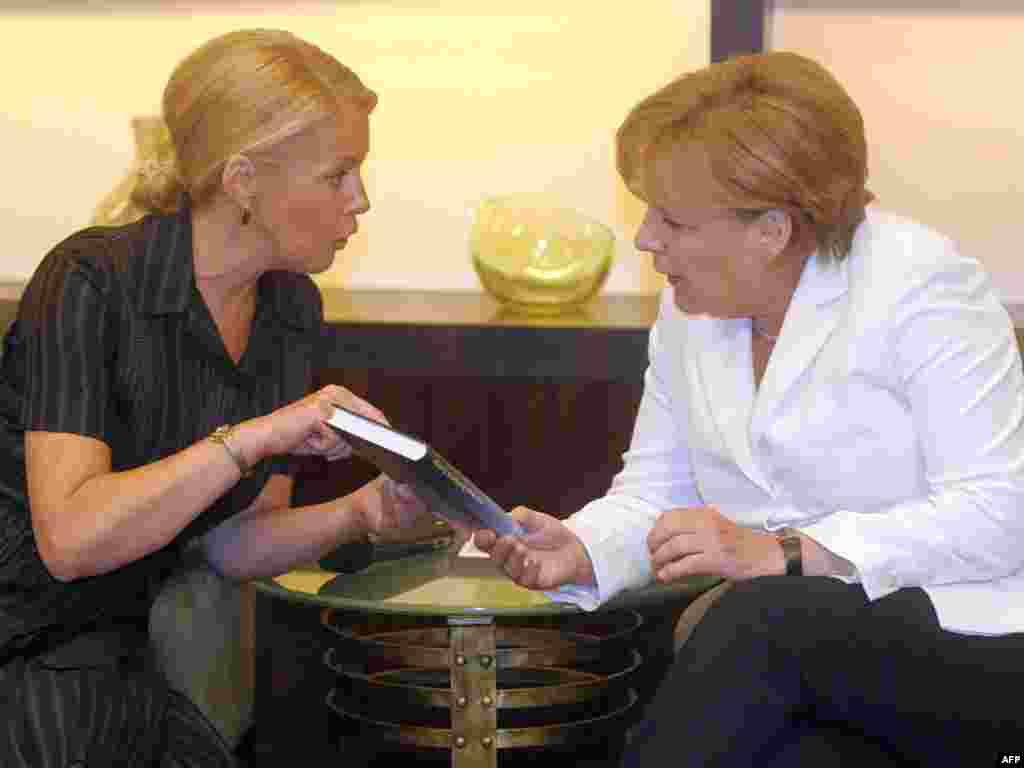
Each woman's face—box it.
[637,206,769,318]
[635,146,793,318]
[253,107,370,274]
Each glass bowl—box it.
[470,194,615,315]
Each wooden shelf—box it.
[318,287,658,330]
[316,290,658,382]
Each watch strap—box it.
[778,531,803,577]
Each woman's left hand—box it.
[362,475,431,536]
[648,506,785,582]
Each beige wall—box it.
[1,1,711,295]
[770,3,1024,307]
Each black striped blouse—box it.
[0,206,322,658]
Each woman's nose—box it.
[635,215,663,254]
[346,174,371,215]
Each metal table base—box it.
[322,609,642,768]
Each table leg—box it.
[449,617,498,768]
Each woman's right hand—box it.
[472,507,596,591]
[243,384,386,464]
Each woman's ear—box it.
[221,153,256,212]
[754,209,793,256]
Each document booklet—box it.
[326,404,525,537]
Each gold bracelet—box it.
[209,424,253,478]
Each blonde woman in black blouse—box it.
[0,29,426,767]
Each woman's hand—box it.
[648,505,785,583]
[243,384,386,464]
[361,475,431,536]
[473,507,596,590]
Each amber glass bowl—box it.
[470,194,615,315]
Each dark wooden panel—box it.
[711,0,768,61]
[293,371,644,521]
[319,323,651,381]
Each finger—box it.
[491,536,520,573]
[372,478,419,532]
[647,509,702,552]
[392,482,419,502]
[396,491,428,520]
[304,435,335,453]
[324,386,389,425]
[655,552,714,583]
[325,441,353,461]
[499,536,532,581]
[649,533,700,571]
[510,507,559,544]
[647,526,672,554]
[380,476,408,501]
[647,517,687,553]
[305,421,342,446]
[520,556,543,590]
[503,542,531,583]
[486,533,518,565]
[292,431,331,456]
[509,506,543,529]
[473,529,497,552]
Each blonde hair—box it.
[92,116,175,226]
[616,51,871,263]
[104,29,376,220]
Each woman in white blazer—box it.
[474,51,1024,766]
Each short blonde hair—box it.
[133,29,376,215]
[617,51,871,263]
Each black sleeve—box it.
[20,252,118,445]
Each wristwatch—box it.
[777,529,803,577]
[209,424,253,478]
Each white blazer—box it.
[566,208,1024,635]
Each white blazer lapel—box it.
[689,315,770,493]
[750,255,849,440]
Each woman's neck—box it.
[750,226,817,340]
[190,201,265,310]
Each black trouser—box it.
[0,629,235,768]
[621,577,1024,767]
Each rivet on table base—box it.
[450,618,498,768]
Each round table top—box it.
[255,548,721,618]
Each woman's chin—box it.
[671,284,696,313]
[308,251,338,275]
[672,291,716,318]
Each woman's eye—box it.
[328,168,358,189]
[664,215,699,233]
